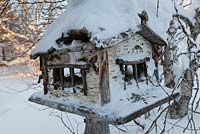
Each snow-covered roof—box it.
[31,0,182,57]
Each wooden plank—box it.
[47,64,90,69]
[136,22,167,46]
[116,58,149,65]
[99,51,110,105]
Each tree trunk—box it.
[169,69,192,119]
[163,46,175,88]
[84,118,110,134]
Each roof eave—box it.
[136,22,167,46]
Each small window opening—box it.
[116,58,149,82]
[52,67,88,95]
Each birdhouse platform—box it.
[29,86,179,125]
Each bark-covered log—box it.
[163,46,175,88]
[56,27,91,45]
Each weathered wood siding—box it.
[46,50,101,103]
[108,34,152,84]
[99,50,110,105]
[86,68,100,103]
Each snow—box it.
[0,66,200,133]
[0,74,192,134]
[0,76,71,134]
[30,80,179,125]
[31,0,183,56]
[119,53,150,62]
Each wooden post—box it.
[81,69,87,96]
[41,55,48,94]
[60,68,64,90]
[125,65,128,78]
[99,50,110,105]
[84,118,110,134]
[119,65,124,74]
[53,68,60,89]
[144,63,148,84]
[134,64,138,80]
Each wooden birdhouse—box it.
[29,1,179,133]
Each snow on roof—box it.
[31,0,181,57]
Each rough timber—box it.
[29,91,179,125]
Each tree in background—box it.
[0,0,67,64]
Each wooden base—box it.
[29,91,179,125]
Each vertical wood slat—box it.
[53,68,60,89]
[125,65,127,76]
[60,68,64,90]
[70,68,75,87]
[99,50,110,105]
[81,69,87,96]
[53,68,64,90]
[143,63,148,84]
[134,64,138,80]
[119,65,124,74]
[41,56,48,94]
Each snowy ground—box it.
[1,66,200,134]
